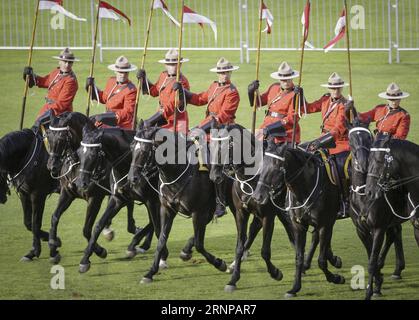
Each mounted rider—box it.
[22,47,79,126]
[303,72,351,219]
[86,56,137,129]
[357,83,410,140]
[136,49,190,134]
[247,61,300,145]
[176,57,241,218]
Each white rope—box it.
[92,180,112,194]
[232,167,261,196]
[49,126,70,132]
[111,168,128,195]
[159,152,192,193]
[351,184,366,196]
[264,152,285,161]
[12,136,39,180]
[285,167,320,211]
[50,161,80,179]
[384,192,417,220]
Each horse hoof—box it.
[102,228,115,241]
[140,277,152,284]
[273,269,283,281]
[159,260,168,270]
[224,285,236,293]
[334,256,343,269]
[136,247,148,254]
[333,275,345,284]
[391,274,402,280]
[50,254,61,264]
[98,248,108,259]
[79,263,91,273]
[218,260,227,272]
[179,250,192,261]
[20,256,33,262]
[373,292,383,298]
[285,292,297,298]
[125,250,137,259]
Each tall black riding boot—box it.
[214,180,227,218]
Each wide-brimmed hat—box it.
[378,82,410,100]
[158,49,189,64]
[320,72,349,88]
[52,47,80,62]
[107,56,137,72]
[209,57,239,73]
[270,61,299,80]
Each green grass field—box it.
[0,48,419,300]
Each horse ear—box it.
[266,136,275,150]
[82,124,92,136]
[137,119,144,131]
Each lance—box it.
[251,0,264,135]
[173,0,185,133]
[132,0,155,130]
[86,0,101,117]
[19,0,41,130]
[344,0,355,121]
[291,0,310,148]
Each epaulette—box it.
[398,107,409,115]
[323,93,331,97]
[229,83,237,91]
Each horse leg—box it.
[261,214,283,281]
[125,223,154,259]
[48,190,75,264]
[318,225,345,285]
[286,221,307,298]
[29,193,47,259]
[193,208,228,273]
[78,196,125,273]
[126,201,136,234]
[83,195,108,258]
[141,206,176,283]
[225,208,249,292]
[390,225,405,279]
[365,228,386,300]
[275,211,296,247]
[303,229,319,272]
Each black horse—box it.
[209,124,295,292]
[0,170,10,204]
[130,123,228,283]
[46,112,147,264]
[347,120,406,286]
[365,134,419,299]
[76,125,158,273]
[253,141,345,298]
[0,128,58,260]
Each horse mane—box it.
[390,139,419,159]
[0,129,34,166]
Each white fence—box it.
[0,0,418,63]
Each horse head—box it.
[76,124,104,192]
[128,119,158,186]
[252,137,287,205]
[208,123,230,184]
[47,112,94,177]
[366,133,393,201]
[347,117,372,175]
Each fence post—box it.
[394,0,400,63]
[244,0,249,63]
[239,0,243,63]
[388,0,392,64]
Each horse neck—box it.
[284,149,319,201]
[102,131,132,172]
[0,130,35,173]
[392,142,419,196]
[157,141,192,183]
[230,128,258,181]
